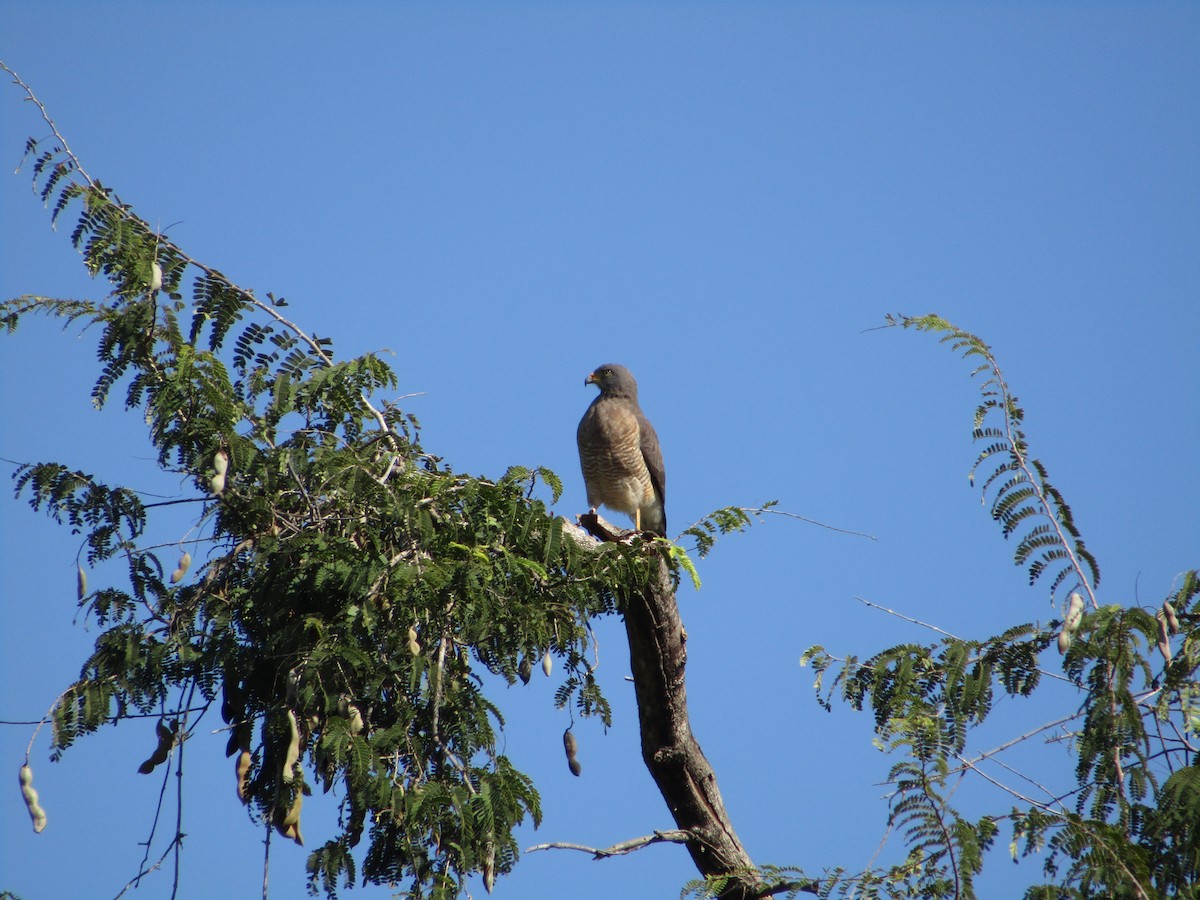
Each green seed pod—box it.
[213,449,229,476]
[407,625,421,656]
[149,260,163,293]
[542,650,553,677]
[76,564,87,600]
[209,472,226,495]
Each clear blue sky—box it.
[2,4,1197,898]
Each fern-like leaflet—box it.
[888,314,1100,610]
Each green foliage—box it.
[799,317,1200,899]
[886,314,1099,608]
[680,864,811,899]
[682,501,777,559]
[7,77,1198,900]
[4,130,662,898]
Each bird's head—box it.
[585,364,639,399]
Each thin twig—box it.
[945,711,1082,778]
[1,60,403,451]
[742,506,876,541]
[262,814,272,900]
[854,596,961,640]
[953,753,1058,812]
[526,829,692,859]
[2,61,97,187]
[112,837,180,899]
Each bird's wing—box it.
[636,409,666,507]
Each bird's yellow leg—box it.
[635,508,642,531]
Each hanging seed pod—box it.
[274,790,304,845]
[285,669,301,707]
[1056,630,1072,655]
[1064,592,1085,633]
[76,564,88,600]
[149,260,163,293]
[346,704,364,735]
[235,750,252,802]
[407,626,421,656]
[170,551,192,584]
[517,655,532,685]
[1157,613,1173,663]
[563,728,581,777]
[209,472,226,495]
[542,650,553,677]
[18,764,47,833]
[138,719,175,774]
[282,710,300,783]
[213,449,229,476]
[226,719,252,758]
[1057,592,1086,655]
[482,842,496,893]
[1164,601,1180,635]
[220,680,243,726]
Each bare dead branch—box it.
[526,828,692,859]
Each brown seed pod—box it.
[1157,613,1173,663]
[282,710,300,783]
[542,650,553,677]
[1164,601,1180,635]
[138,719,176,774]
[76,564,87,600]
[517,655,532,685]
[19,765,47,833]
[226,720,252,758]
[563,728,581,777]
[235,750,252,803]
[274,790,304,845]
[220,680,242,726]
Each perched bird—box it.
[576,364,667,536]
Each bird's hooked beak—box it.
[584,371,598,386]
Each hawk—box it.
[576,364,667,536]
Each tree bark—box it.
[575,513,787,897]
[618,538,759,898]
